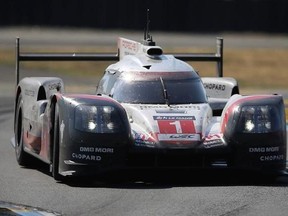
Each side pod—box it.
[221,94,287,173]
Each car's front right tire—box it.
[51,103,64,181]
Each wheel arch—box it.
[231,86,240,95]
[49,94,59,161]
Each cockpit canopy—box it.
[111,71,207,104]
[96,40,208,105]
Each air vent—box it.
[143,65,151,69]
[146,47,163,56]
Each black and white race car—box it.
[12,33,287,181]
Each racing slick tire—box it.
[51,103,64,181]
[15,94,32,166]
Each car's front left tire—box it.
[15,94,31,166]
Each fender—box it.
[221,94,286,136]
[202,77,239,115]
[53,94,132,175]
[220,94,286,171]
[16,77,64,126]
[14,77,64,163]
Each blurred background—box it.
[1,0,287,33]
[0,0,287,99]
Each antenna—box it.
[144,9,155,46]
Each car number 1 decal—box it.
[154,116,199,141]
[157,120,196,134]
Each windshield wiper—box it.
[160,77,170,106]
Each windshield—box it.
[112,77,207,104]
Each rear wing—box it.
[15,37,223,85]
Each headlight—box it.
[237,105,280,133]
[74,104,123,133]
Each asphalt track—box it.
[1,29,288,215]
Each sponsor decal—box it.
[133,131,156,147]
[248,146,284,162]
[260,155,284,161]
[249,147,279,153]
[153,116,195,121]
[203,139,225,148]
[205,134,222,140]
[134,140,155,147]
[203,134,225,148]
[204,141,224,148]
[158,133,200,141]
[120,38,139,56]
[140,105,200,110]
[71,147,114,161]
[204,83,226,91]
[72,153,101,161]
[79,147,114,153]
[24,89,35,97]
[48,82,62,91]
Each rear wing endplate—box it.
[15,37,223,85]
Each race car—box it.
[12,32,287,181]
